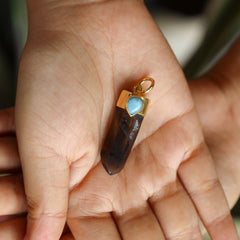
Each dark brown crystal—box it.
[101,107,144,175]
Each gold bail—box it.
[133,77,155,95]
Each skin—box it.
[189,38,240,211]
[0,39,240,239]
[0,0,238,239]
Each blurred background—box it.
[0,0,240,238]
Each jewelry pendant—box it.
[101,78,155,175]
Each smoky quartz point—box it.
[101,107,144,175]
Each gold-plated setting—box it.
[116,78,155,117]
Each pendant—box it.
[101,78,155,175]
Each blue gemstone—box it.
[127,97,143,115]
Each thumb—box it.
[16,129,69,240]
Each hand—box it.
[2,51,240,239]
[15,1,237,239]
[0,108,68,240]
[190,37,240,212]
[1,38,240,239]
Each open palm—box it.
[14,1,237,239]
[190,38,240,215]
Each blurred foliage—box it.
[10,0,28,55]
[0,0,27,109]
[184,0,240,79]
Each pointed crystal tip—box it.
[101,160,121,176]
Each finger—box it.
[69,162,163,240]
[0,174,27,215]
[114,202,165,240]
[0,108,15,135]
[19,154,69,240]
[178,143,239,240]
[68,163,122,240]
[127,108,238,239]
[0,137,21,172]
[0,216,26,240]
[149,179,203,240]
[68,214,121,240]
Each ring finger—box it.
[149,178,203,240]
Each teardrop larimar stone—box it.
[127,97,143,116]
